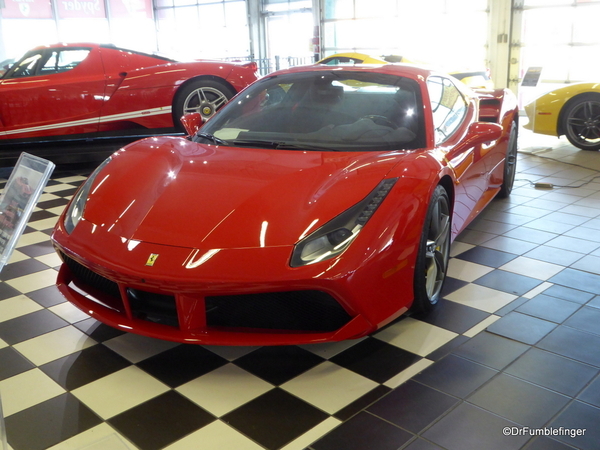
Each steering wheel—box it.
[361,115,398,129]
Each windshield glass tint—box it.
[197,71,425,151]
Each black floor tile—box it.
[52,187,80,197]
[452,331,529,370]
[538,326,600,368]
[414,299,489,334]
[331,337,422,384]
[543,285,596,304]
[0,346,35,381]
[515,294,581,323]
[486,311,557,345]
[312,411,413,450]
[40,344,131,390]
[550,268,600,296]
[234,345,325,385]
[28,210,58,222]
[505,348,598,397]
[422,403,529,450]
[36,198,70,209]
[73,317,125,342]
[0,282,21,300]
[0,259,49,280]
[0,309,68,345]
[5,393,102,450]
[525,436,581,450]
[454,246,518,268]
[549,401,600,450]
[223,388,329,450]
[17,240,56,257]
[440,277,469,297]
[577,375,600,408]
[474,270,542,296]
[137,344,228,388]
[564,306,600,336]
[27,285,66,307]
[108,391,215,450]
[425,335,470,362]
[403,438,445,450]
[333,385,392,422]
[413,354,497,398]
[467,373,570,428]
[493,296,529,316]
[367,380,459,434]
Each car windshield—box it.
[196,71,425,152]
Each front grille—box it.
[127,288,179,327]
[62,252,121,299]
[205,290,351,332]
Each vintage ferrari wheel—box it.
[497,121,518,198]
[174,79,236,126]
[561,94,600,151]
[412,185,451,314]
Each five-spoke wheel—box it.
[413,185,451,313]
[174,79,235,126]
[562,94,600,151]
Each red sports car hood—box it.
[82,137,409,249]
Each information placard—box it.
[0,153,55,272]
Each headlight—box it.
[291,178,398,267]
[64,157,111,234]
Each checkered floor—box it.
[1,127,600,450]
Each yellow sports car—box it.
[524,83,600,151]
[317,52,494,89]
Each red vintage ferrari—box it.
[0,43,258,143]
[51,64,518,346]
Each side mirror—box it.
[180,112,204,137]
[466,122,503,146]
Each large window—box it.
[155,0,250,59]
[322,0,489,73]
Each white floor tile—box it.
[103,333,179,364]
[448,259,494,282]
[177,364,273,417]
[164,420,265,450]
[499,256,564,280]
[374,317,457,357]
[46,424,137,450]
[0,295,43,323]
[445,284,517,313]
[0,369,65,417]
[72,366,169,420]
[6,269,58,293]
[281,361,378,414]
[14,326,97,366]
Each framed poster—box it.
[0,153,55,272]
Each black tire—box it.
[412,185,451,314]
[561,93,600,151]
[173,79,236,126]
[497,121,518,198]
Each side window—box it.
[427,76,468,144]
[40,49,90,75]
[7,53,43,78]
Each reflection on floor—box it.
[1,128,600,450]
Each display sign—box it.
[57,0,107,18]
[522,67,543,87]
[0,153,55,272]
[1,0,53,19]
[109,0,152,19]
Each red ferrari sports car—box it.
[0,43,258,143]
[51,64,518,346]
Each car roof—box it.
[269,62,436,82]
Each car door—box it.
[0,47,106,139]
[427,75,488,234]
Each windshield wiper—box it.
[196,132,228,146]
[233,139,333,151]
